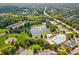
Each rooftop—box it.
[5,37,17,44]
[63,37,79,48]
[37,49,57,55]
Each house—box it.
[46,33,53,38]
[63,37,79,48]
[49,20,57,25]
[56,25,68,32]
[19,49,33,55]
[7,21,25,29]
[37,49,57,55]
[75,37,79,45]
[16,47,24,54]
[63,40,76,48]
[5,37,17,44]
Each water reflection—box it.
[30,25,50,38]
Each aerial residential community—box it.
[0,3,79,55]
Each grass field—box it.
[0,32,30,50]
[0,29,7,33]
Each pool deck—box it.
[46,34,66,45]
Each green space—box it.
[0,32,29,50]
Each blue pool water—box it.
[53,34,66,44]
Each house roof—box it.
[37,49,57,55]
[63,40,76,48]
[5,37,17,44]
[63,37,79,48]
[46,33,53,38]
[19,49,33,55]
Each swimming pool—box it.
[52,34,66,45]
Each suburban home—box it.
[63,37,79,48]
[5,37,17,44]
[49,20,57,25]
[7,21,25,29]
[46,33,54,38]
[56,25,68,32]
[37,49,57,55]
[19,48,33,55]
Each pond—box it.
[52,34,66,45]
[30,25,50,38]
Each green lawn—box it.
[42,31,50,38]
[0,29,7,33]
[0,32,30,50]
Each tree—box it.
[75,33,79,38]
[57,50,68,55]
[75,52,79,55]
[24,22,31,28]
[1,48,11,55]
[50,24,57,32]
[28,31,32,37]
[29,44,42,54]
[46,21,51,28]
[0,22,5,28]
[14,42,19,49]
[57,45,71,55]
[19,42,26,49]
[25,29,32,37]
[10,46,16,55]
[65,46,72,53]
[66,32,74,40]
[24,38,52,50]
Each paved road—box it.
[44,7,79,34]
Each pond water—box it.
[52,34,66,45]
[30,25,50,38]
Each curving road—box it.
[44,7,79,34]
